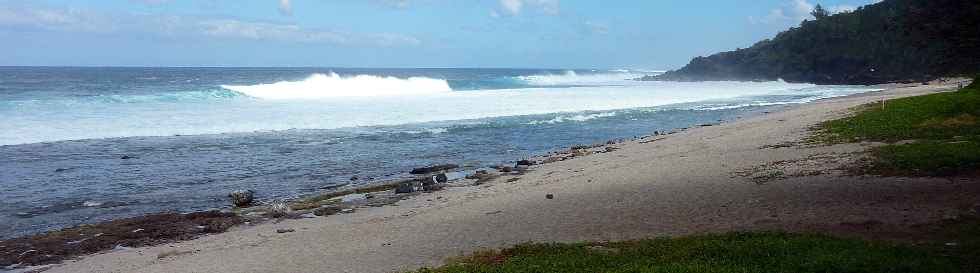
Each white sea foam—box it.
[221,73,453,99]
[518,70,647,86]
[527,112,618,125]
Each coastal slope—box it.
[648,0,980,85]
[43,81,980,273]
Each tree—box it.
[811,4,830,20]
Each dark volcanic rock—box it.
[434,173,448,183]
[410,164,459,174]
[228,189,255,208]
[395,180,420,194]
[0,211,242,267]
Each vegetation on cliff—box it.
[650,0,980,85]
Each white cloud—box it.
[0,7,117,33]
[278,0,292,15]
[830,5,856,13]
[496,0,559,16]
[0,6,420,47]
[500,0,523,15]
[750,0,864,25]
[790,0,814,19]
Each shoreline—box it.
[6,79,978,273]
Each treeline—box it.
[648,0,980,85]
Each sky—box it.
[0,0,880,69]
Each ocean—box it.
[0,67,880,238]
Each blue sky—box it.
[1,0,879,69]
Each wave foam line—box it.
[518,70,645,86]
[527,112,618,125]
[221,73,453,100]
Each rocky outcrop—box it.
[267,200,290,218]
[228,190,255,207]
[409,164,459,175]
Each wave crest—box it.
[221,73,453,100]
[518,70,648,86]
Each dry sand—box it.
[42,81,980,273]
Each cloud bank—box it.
[0,6,419,47]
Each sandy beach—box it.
[39,81,980,273]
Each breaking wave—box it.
[221,73,453,100]
[517,70,652,86]
[527,112,618,125]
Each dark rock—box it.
[228,190,255,208]
[395,181,419,194]
[506,177,520,183]
[466,171,498,185]
[546,194,554,199]
[350,176,359,181]
[571,145,590,150]
[517,160,534,166]
[276,228,295,234]
[267,199,290,218]
[434,173,448,183]
[410,164,459,175]
[0,211,242,267]
[498,166,513,173]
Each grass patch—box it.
[868,138,980,176]
[816,78,980,176]
[413,233,968,273]
[819,86,980,143]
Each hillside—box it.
[648,0,980,85]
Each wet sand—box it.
[37,81,980,273]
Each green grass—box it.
[817,78,980,176]
[820,86,980,143]
[412,233,966,273]
[869,137,980,176]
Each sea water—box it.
[0,67,879,238]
